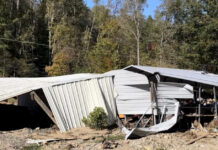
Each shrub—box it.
[82,107,108,130]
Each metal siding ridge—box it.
[62,84,74,129]
[65,83,77,128]
[55,85,70,130]
[67,83,81,128]
[59,85,72,129]
[103,77,116,122]
[43,87,66,132]
[71,82,83,127]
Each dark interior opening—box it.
[0,90,54,131]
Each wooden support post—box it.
[150,82,156,125]
[198,86,201,123]
[213,87,217,120]
[30,91,57,125]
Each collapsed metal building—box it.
[0,74,117,132]
[122,65,218,138]
[0,65,217,139]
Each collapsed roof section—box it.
[0,74,94,102]
[0,74,117,132]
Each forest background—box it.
[0,0,217,77]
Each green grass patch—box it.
[156,148,167,150]
[21,144,42,150]
[106,134,125,141]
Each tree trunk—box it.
[137,37,140,65]
[160,30,164,65]
[16,0,20,10]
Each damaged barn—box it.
[120,65,218,139]
[0,74,117,131]
[0,65,217,140]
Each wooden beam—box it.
[186,133,208,145]
[150,82,156,125]
[213,87,217,120]
[30,91,57,125]
[186,133,218,145]
[198,86,201,123]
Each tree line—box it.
[0,0,217,77]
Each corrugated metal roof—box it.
[125,65,218,87]
[0,74,111,102]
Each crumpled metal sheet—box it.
[123,100,180,139]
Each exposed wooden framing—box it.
[198,86,202,123]
[153,83,160,123]
[185,114,215,117]
[30,91,57,125]
[213,87,217,120]
[150,82,156,125]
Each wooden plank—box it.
[186,134,208,145]
[214,87,217,120]
[150,82,155,125]
[184,114,215,117]
[186,133,218,145]
[198,86,202,123]
[30,91,57,125]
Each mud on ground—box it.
[0,127,217,150]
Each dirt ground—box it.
[0,127,217,150]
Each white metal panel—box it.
[105,70,151,115]
[43,76,117,132]
[156,98,178,114]
[124,99,180,139]
[157,82,193,99]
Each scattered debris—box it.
[1,127,218,150]
[186,133,218,145]
[102,141,119,149]
[26,137,77,145]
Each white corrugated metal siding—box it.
[155,82,193,115]
[157,82,193,99]
[43,76,117,132]
[105,70,151,115]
